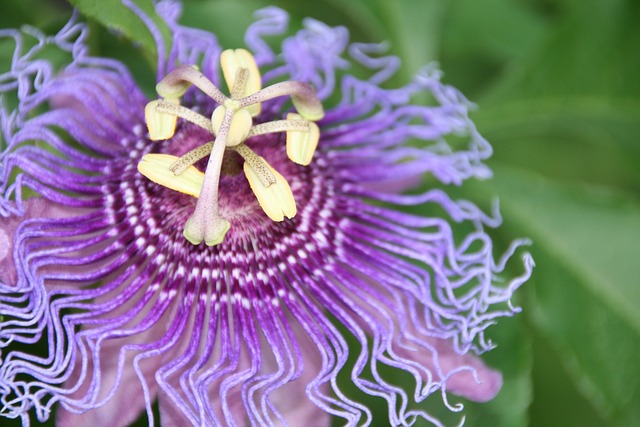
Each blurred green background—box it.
[2,0,639,426]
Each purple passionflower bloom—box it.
[0,2,533,426]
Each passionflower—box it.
[0,3,533,426]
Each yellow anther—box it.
[145,98,179,141]
[285,113,320,166]
[211,105,253,147]
[244,160,296,222]
[220,49,262,116]
[137,153,204,197]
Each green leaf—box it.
[1,0,70,30]
[465,0,640,193]
[442,0,547,60]
[529,328,607,427]
[182,0,447,87]
[181,0,271,49]
[375,0,447,74]
[484,0,640,102]
[438,0,548,98]
[481,166,640,426]
[318,0,448,79]
[475,98,640,193]
[68,0,171,66]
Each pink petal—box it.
[0,198,83,285]
[55,287,185,426]
[267,321,331,427]
[55,322,173,427]
[56,344,159,427]
[156,315,331,427]
[158,391,200,427]
[351,276,504,403]
[395,330,503,403]
[431,338,502,402]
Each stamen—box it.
[155,100,213,133]
[238,81,325,121]
[285,113,320,166]
[169,143,213,175]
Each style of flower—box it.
[0,2,533,426]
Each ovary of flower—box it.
[137,154,204,197]
[145,98,179,140]
[286,113,319,166]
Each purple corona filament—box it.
[0,4,533,427]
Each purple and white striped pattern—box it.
[0,4,533,426]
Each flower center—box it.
[137,49,324,246]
